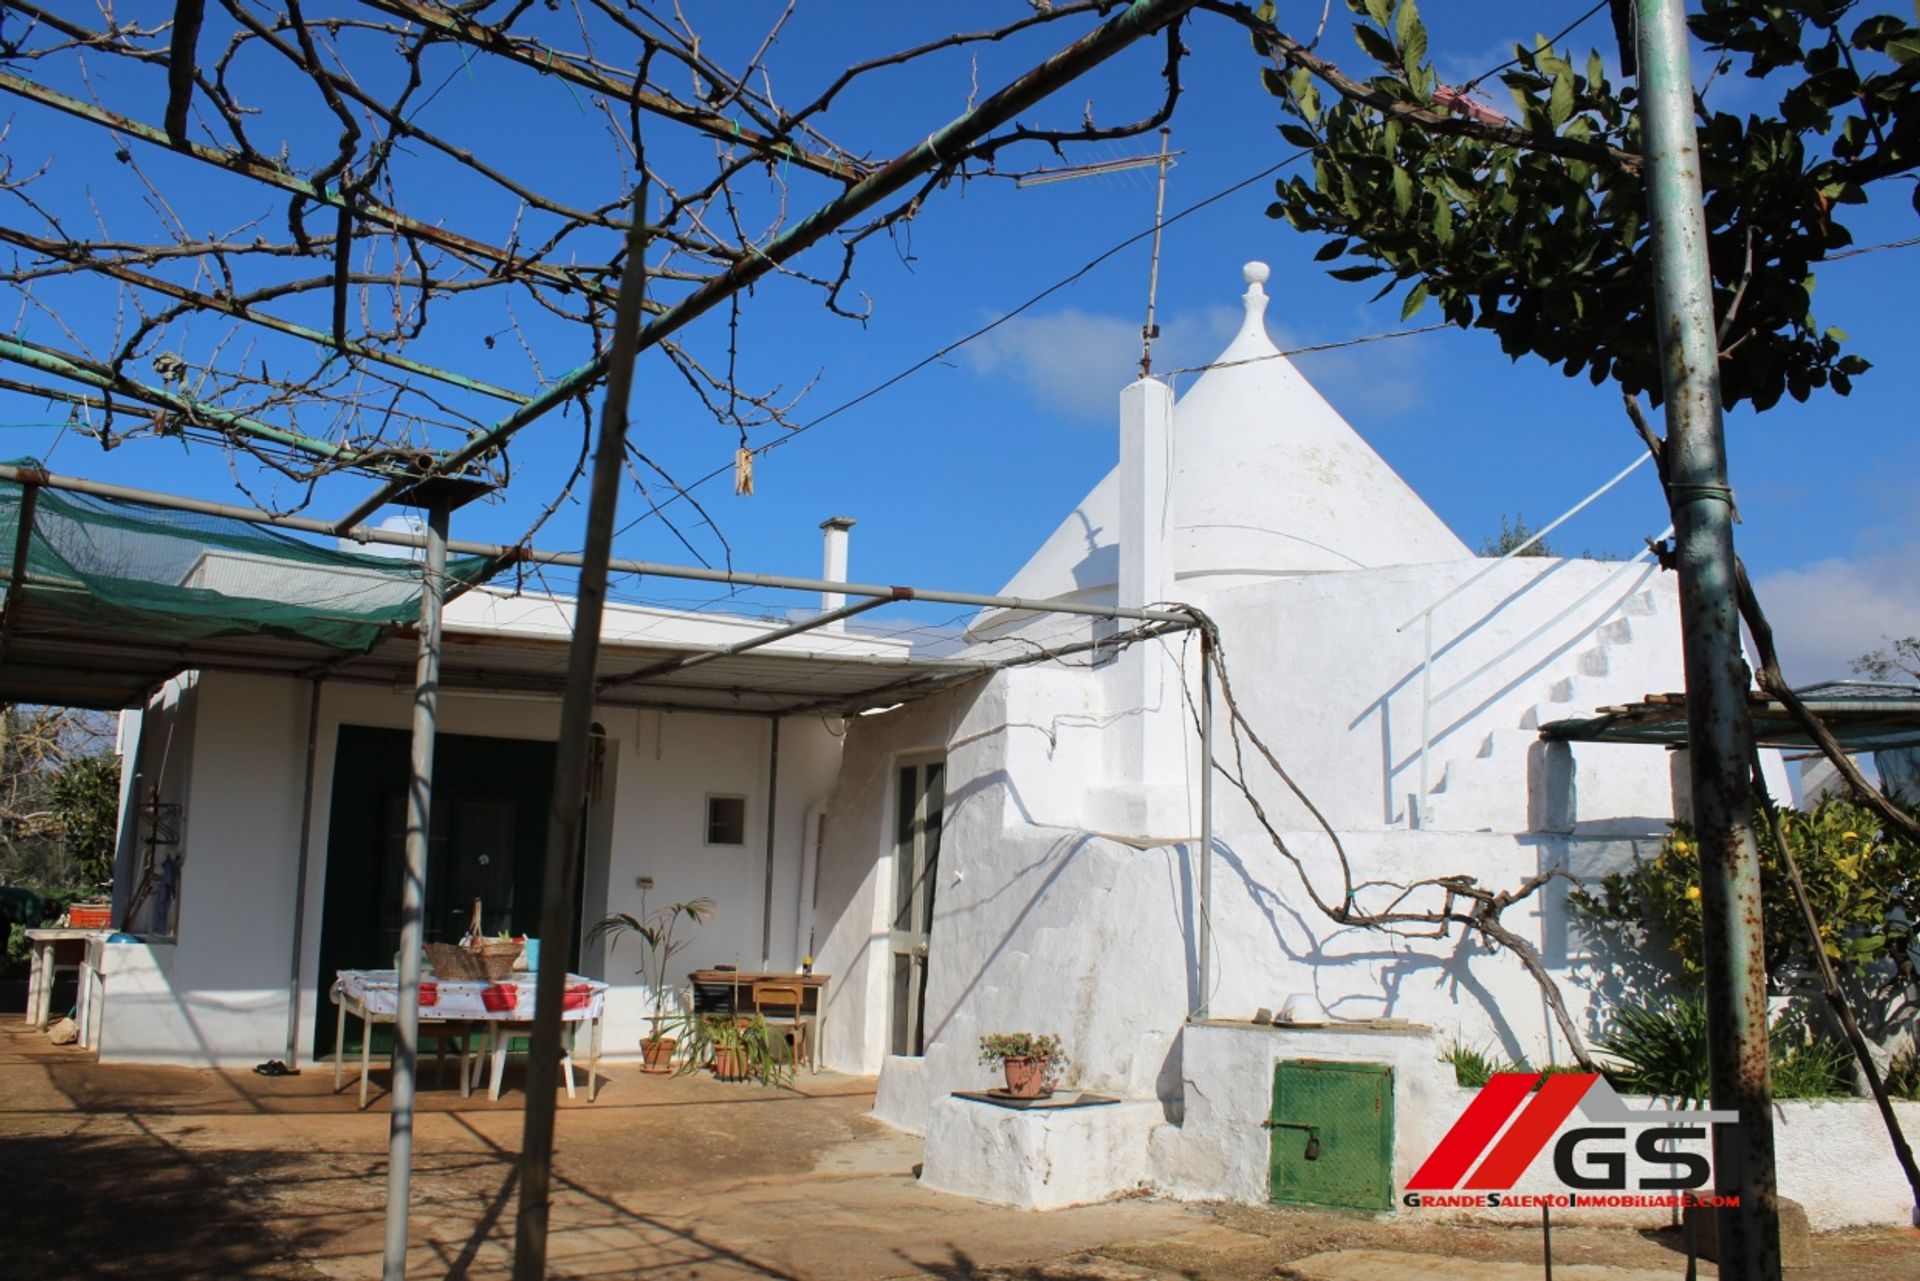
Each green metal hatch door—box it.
[1268,1059,1394,1211]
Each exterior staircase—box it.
[1418,588,1666,832]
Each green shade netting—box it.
[0,461,496,652]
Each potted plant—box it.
[679,1012,792,1085]
[587,890,715,1074]
[978,1031,1066,1099]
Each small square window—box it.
[705,794,747,846]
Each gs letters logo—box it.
[1402,1072,1737,1206]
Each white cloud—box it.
[1751,546,1920,682]
[960,305,1238,424]
[960,301,1441,428]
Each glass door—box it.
[888,755,944,1057]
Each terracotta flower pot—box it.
[1001,1055,1052,1098]
[712,1045,746,1082]
[641,1036,676,1075]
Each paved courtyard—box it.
[1,1021,1913,1279]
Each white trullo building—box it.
[806,262,1725,1209]
[98,262,1890,1220]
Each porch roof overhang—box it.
[1538,683,1920,753]
[0,588,987,716]
[0,460,1200,717]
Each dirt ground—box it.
[1,1020,1913,1280]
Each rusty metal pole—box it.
[1632,3,1779,1276]
[509,213,652,1281]
[509,8,1201,1272]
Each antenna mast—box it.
[1013,129,1179,377]
[1139,127,1173,377]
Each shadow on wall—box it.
[1552,836,1690,1046]
[923,766,1197,1114]
[1350,559,1660,826]
[1208,835,1564,1067]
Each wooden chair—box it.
[751,982,811,1071]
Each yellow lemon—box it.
[1685,885,1702,902]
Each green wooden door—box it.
[1269,1059,1394,1211]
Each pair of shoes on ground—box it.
[252,1059,299,1076]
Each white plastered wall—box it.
[98,671,844,1067]
[854,551,1780,1134]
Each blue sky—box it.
[1,2,1915,678]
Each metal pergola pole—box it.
[283,678,323,1067]
[381,499,449,1281]
[511,181,658,1281]
[760,716,781,970]
[1633,3,1779,1276]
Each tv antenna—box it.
[1014,128,1179,377]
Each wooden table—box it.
[330,969,607,1108]
[687,969,828,1072]
[23,928,104,1029]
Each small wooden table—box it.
[23,928,104,1029]
[687,969,828,1072]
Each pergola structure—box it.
[1540,684,1920,753]
[0,451,1216,1273]
[0,5,1215,1275]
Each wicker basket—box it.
[425,939,522,981]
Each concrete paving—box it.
[0,1020,1208,1279]
[4,1020,1917,1280]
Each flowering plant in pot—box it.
[586,890,715,1073]
[978,1031,1066,1098]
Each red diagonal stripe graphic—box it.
[1405,1073,1538,1190]
[1463,1073,1600,1189]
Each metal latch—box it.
[1262,1119,1321,1160]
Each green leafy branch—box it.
[1211,0,1918,410]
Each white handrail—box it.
[1396,451,1653,635]
[1400,449,1661,825]
[1428,530,1670,708]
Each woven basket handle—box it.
[468,897,484,944]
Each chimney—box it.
[820,516,855,629]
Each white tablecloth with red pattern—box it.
[329,968,607,1106]
[331,968,607,1021]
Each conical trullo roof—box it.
[995,262,1466,607]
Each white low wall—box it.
[1150,1020,1458,1205]
[1773,1097,1920,1229]
[921,1096,1161,1210]
[95,938,288,1068]
[908,1018,1920,1230]
[1144,1021,1919,1231]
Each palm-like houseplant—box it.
[587,891,715,1073]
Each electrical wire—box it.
[1456,0,1612,94]
[613,0,1625,543]
[1828,234,1920,260]
[1159,321,1450,378]
[615,150,1316,539]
